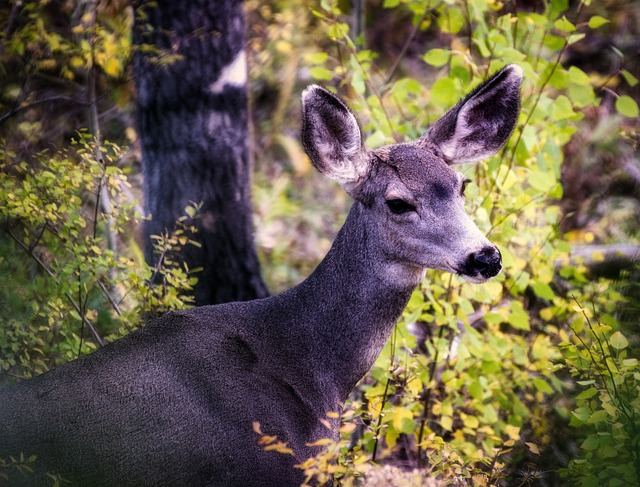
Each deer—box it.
[0,64,523,486]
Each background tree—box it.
[133,0,268,305]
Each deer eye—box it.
[386,199,416,214]
[461,178,472,196]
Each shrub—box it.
[0,132,197,381]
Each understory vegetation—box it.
[1,0,639,485]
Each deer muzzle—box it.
[461,246,502,281]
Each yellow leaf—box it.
[391,408,413,433]
[275,40,292,54]
[125,127,137,143]
[406,376,422,396]
[306,438,333,447]
[103,57,120,77]
[472,474,488,486]
[257,435,277,445]
[504,424,521,440]
[264,442,294,455]
[339,422,356,434]
[526,442,540,455]
[539,307,554,321]
[277,134,310,175]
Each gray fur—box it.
[0,66,522,486]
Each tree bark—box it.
[133,0,268,305]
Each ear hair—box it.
[419,64,523,164]
[301,85,369,191]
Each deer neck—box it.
[291,202,423,402]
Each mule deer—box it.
[0,65,523,486]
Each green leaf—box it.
[391,408,415,434]
[327,22,349,40]
[543,34,565,51]
[351,70,366,95]
[588,15,610,29]
[309,66,333,81]
[609,331,629,350]
[472,37,491,58]
[305,52,329,64]
[587,410,608,424]
[438,7,465,34]
[580,476,599,487]
[549,0,569,18]
[551,95,576,120]
[615,95,639,118]
[533,378,554,394]
[554,16,576,32]
[484,312,504,325]
[581,435,599,451]
[568,66,590,85]
[508,301,530,331]
[576,387,598,400]
[621,69,639,87]
[567,33,586,45]
[568,84,595,108]
[533,281,555,300]
[529,170,556,193]
[496,47,527,63]
[468,380,483,400]
[572,408,590,423]
[430,77,458,108]
[423,48,449,67]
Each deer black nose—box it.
[467,246,502,279]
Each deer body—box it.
[0,66,523,486]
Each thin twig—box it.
[97,279,123,317]
[372,326,398,462]
[383,6,432,87]
[417,273,454,465]
[0,95,83,126]
[7,227,105,347]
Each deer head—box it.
[301,65,523,285]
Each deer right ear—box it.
[419,64,523,164]
[301,85,370,193]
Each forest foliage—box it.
[0,0,639,486]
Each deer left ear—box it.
[301,85,370,194]
[419,65,523,164]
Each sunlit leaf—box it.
[554,16,576,32]
[609,331,629,350]
[615,95,639,118]
[309,66,333,81]
[423,48,449,67]
[621,69,639,87]
[576,387,598,400]
[533,378,554,394]
[588,15,610,29]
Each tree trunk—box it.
[133,0,268,305]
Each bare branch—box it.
[0,95,83,126]
[7,227,106,348]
